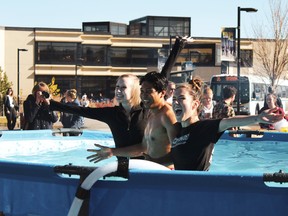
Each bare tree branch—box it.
[252,0,288,87]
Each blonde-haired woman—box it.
[199,86,215,120]
[49,74,148,148]
[23,82,58,130]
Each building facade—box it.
[0,16,254,102]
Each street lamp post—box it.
[237,7,257,115]
[75,58,83,92]
[17,48,28,105]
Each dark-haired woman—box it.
[4,88,18,130]
[171,77,285,171]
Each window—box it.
[110,47,158,67]
[177,44,215,66]
[82,45,108,66]
[84,24,108,33]
[35,75,118,99]
[36,42,78,64]
[148,17,190,37]
[129,16,190,36]
[240,50,253,67]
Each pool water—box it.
[211,139,288,173]
[1,130,287,174]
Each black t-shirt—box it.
[171,119,223,171]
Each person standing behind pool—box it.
[263,86,283,109]
[23,82,58,130]
[258,93,288,130]
[212,85,237,119]
[199,86,215,120]
[87,71,179,168]
[80,93,90,107]
[170,77,284,171]
[165,81,176,105]
[79,93,90,126]
[4,88,19,130]
[212,85,237,131]
[60,89,83,136]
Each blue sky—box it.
[0,0,271,38]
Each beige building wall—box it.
[4,29,34,102]
[0,27,5,72]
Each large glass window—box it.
[83,24,108,33]
[83,22,127,35]
[240,50,253,67]
[148,17,190,37]
[82,45,108,66]
[35,75,117,99]
[129,16,190,36]
[176,44,215,66]
[110,23,127,35]
[36,42,77,64]
[110,47,158,67]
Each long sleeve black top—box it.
[50,100,148,148]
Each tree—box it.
[0,67,13,115]
[48,77,61,97]
[252,0,288,88]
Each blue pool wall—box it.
[0,129,287,215]
[0,161,287,216]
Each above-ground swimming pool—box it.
[1,129,287,173]
[0,129,287,216]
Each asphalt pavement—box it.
[0,117,111,132]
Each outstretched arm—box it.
[160,36,193,79]
[218,107,285,132]
[87,143,146,163]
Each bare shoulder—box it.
[161,103,177,122]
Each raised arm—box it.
[218,107,285,132]
[160,36,193,79]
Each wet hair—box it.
[66,89,77,99]
[117,74,141,107]
[176,76,204,113]
[32,82,50,95]
[140,71,168,93]
[223,86,237,100]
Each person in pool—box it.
[49,74,148,149]
[87,71,179,168]
[170,77,285,171]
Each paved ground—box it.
[72,118,111,131]
[0,116,260,131]
[0,117,111,132]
